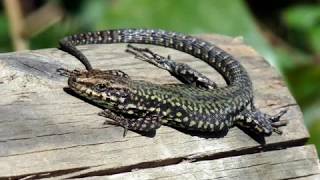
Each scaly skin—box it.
[58,29,287,137]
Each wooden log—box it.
[77,145,320,180]
[0,34,317,179]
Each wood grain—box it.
[0,34,316,179]
[76,145,320,180]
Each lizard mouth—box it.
[68,76,80,91]
[67,76,90,95]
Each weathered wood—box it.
[0,34,316,179]
[73,145,320,180]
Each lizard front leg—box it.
[126,44,217,90]
[99,109,162,137]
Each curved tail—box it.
[59,28,253,97]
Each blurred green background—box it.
[1,0,319,151]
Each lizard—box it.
[57,28,287,137]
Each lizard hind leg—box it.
[125,44,217,89]
[235,108,288,136]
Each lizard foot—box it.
[269,109,288,134]
[57,68,83,77]
[125,44,174,71]
[236,108,288,136]
[99,109,129,137]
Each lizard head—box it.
[68,69,132,108]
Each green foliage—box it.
[283,5,320,54]
[0,13,11,52]
[309,26,320,53]
[308,119,320,153]
[284,5,320,30]
[281,4,320,148]
[78,0,276,65]
[2,0,276,65]
[30,19,79,49]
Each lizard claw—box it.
[126,44,174,71]
[99,110,129,137]
[271,109,288,135]
[271,109,288,122]
[123,125,128,137]
[270,109,289,135]
[272,127,283,135]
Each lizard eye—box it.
[94,83,108,92]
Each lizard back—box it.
[59,29,287,136]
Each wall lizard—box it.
[57,29,287,137]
